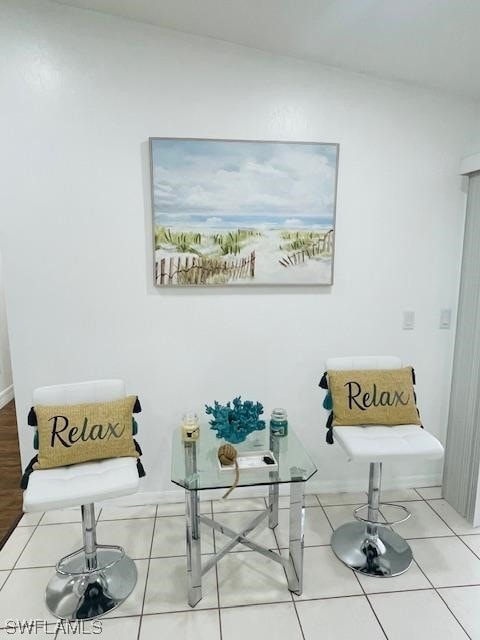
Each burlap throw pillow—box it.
[34,396,139,469]
[328,367,421,426]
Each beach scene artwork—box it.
[150,138,338,286]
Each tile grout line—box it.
[319,501,389,639]
[417,494,458,535]
[354,494,451,640]
[363,592,389,640]
[136,504,158,640]
[457,538,480,561]
[435,589,473,639]
[400,489,474,639]
[290,596,306,640]
[342,533,389,639]
[91,580,480,620]
[6,585,479,632]
[1,517,41,590]
[270,494,306,640]
[2,515,61,638]
[318,503,334,536]
[414,558,473,640]
[421,497,480,557]
[25,500,357,525]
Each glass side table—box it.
[171,426,317,607]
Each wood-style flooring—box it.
[0,400,22,547]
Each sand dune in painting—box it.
[154,225,333,285]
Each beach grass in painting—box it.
[150,138,338,286]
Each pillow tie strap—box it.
[133,439,143,456]
[411,384,423,427]
[319,372,328,389]
[28,407,37,426]
[319,371,334,443]
[20,455,38,489]
[136,458,146,478]
[325,412,334,444]
[133,397,142,413]
[133,438,146,476]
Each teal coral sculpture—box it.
[205,396,265,444]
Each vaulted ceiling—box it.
[55,0,480,100]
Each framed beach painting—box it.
[150,138,339,286]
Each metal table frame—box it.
[184,440,306,607]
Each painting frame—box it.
[149,137,339,287]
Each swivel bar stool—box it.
[23,379,140,620]
[326,356,444,577]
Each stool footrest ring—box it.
[56,544,126,576]
[353,502,411,527]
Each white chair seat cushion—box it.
[333,425,444,463]
[23,457,139,512]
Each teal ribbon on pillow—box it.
[132,418,138,435]
[33,429,39,450]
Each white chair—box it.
[23,380,140,620]
[325,356,444,577]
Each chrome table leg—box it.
[268,433,280,528]
[268,484,279,528]
[184,439,202,607]
[186,488,202,607]
[285,481,305,595]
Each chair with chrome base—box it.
[325,356,444,577]
[22,380,140,620]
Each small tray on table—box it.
[218,450,278,472]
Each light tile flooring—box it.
[1,487,480,639]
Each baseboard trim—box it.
[0,385,14,409]
[100,472,443,507]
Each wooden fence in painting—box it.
[156,251,256,286]
[279,230,333,268]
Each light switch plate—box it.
[439,308,452,329]
[402,311,415,330]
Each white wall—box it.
[0,253,13,406]
[461,103,480,164]
[473,104,480,154]
[1,0,476,500]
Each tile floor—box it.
[1,487,480,639]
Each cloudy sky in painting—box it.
[151,139,338,223]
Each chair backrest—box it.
[33,379,126,405]
[326,356,402,371]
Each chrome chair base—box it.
[45,547,137,620]
[331,521,413,577]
